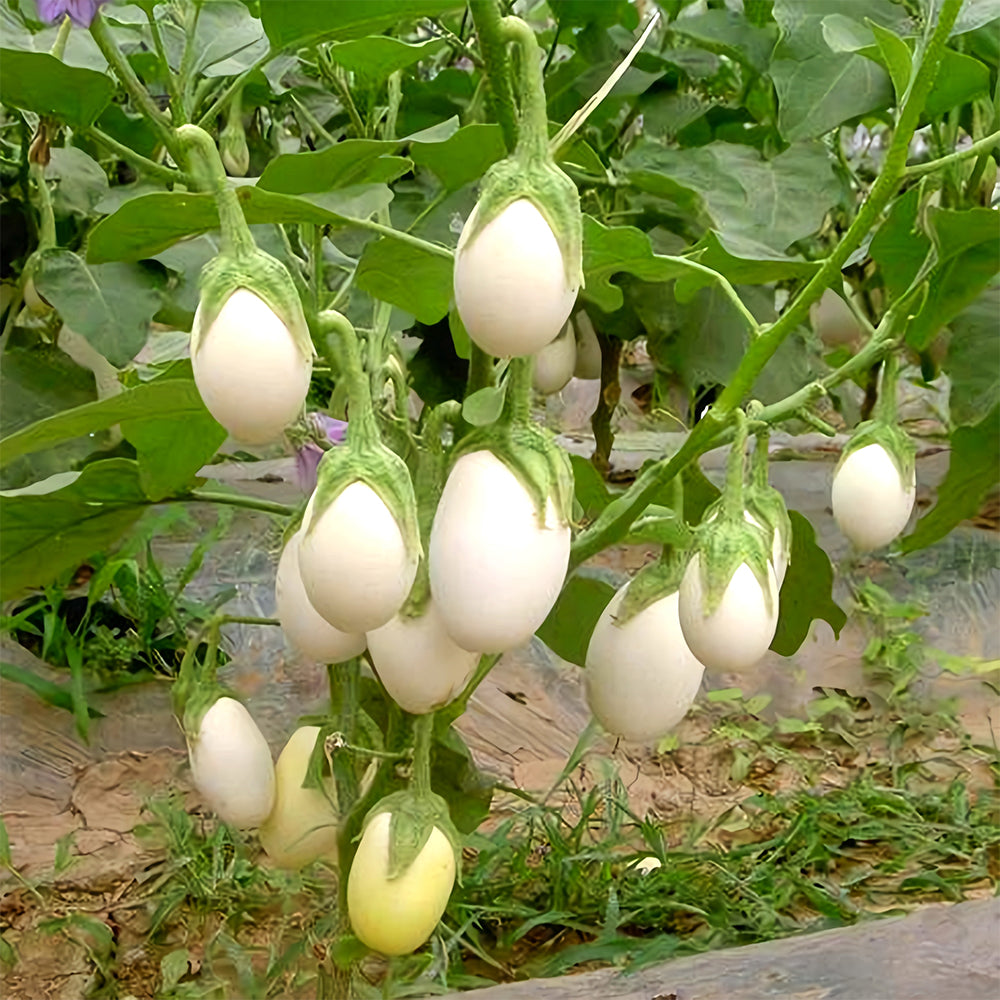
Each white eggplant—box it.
[832,443,915,551]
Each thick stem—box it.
[318,311,380,448]
[411,713,434,798]
[721,410,748,518]
[906,127,1000,178]
[568,0,962,569]
[469,0,518,152]
[873,351,900,425]
[591,333,622,474]
[182,490,296,517]
[465,343,495,400]
[504,355,534,427]
[751,430,769,492]
[90,11,179,158]
[501,16,550,162]
[175,124,256,258]
[86,126,191,185]
[29,162,56,250]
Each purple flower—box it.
[38,0,106,26]
[294,414,348,492]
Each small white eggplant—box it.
[275,531,366,663]
[832,442,915,551]
[298,482,418,633]
[453,199,578,358]
[259,726,339,870]
[678,556,779,672]
[367,599,479,715]
[188,696,275,828]
[572,311,602,380]
[429,450,570,653]
[532,321,577,395]
[192,288,312,444]
[585,586,705,742]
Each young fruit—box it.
[532,321,577,395]
[275,531,366,663]
[585,586,705,742]
[572,311,602,380]
[367,599,479,715]
[298,481,418,633]
[187,696,275,828]
[429,450,570,652]
[347,810,456,956]
[259,727,339,870]
[192,287,312,444]
[832,442,915,551]
[810,289,860,349]
[453,198,578,358]
[678,556,779,672]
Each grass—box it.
[1,578,997,999]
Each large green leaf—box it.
[34,250,162,366]
[0,49,113,128]
[354,238,453,324]
[581,217,688,313]
[536,574,616,667]
[689,232,822,288]
[923,49,990,117]
[409,124,507,191]
[259,0,462,50]
[0,459,148,600]
[621,141,839,252]
[944,282,1000,428]
[86,186,398,264]
[669,9,778,74]
[258,139,405,194]
[900,406,999,554]
[328,35,446,83]
[770,511,846,657]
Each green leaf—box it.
[258,138,401,194]
[448,307,470,361]
[0,662,104,719]
[908,207,1000,350]
[34,250,161,366]
[900,406,999,553]
[0,459,147,600]
[770,511,847,656]
[0,50,113,128]
[160,949,190,993]
[259,0,462,50]
[867,21,911,103]
[621,142,839,252]
[669,9,778,74]
[329,35,447,83]
[569,454,612,522]
[462,384,505,427]
[0,372,212,469]
[409,123,507,191]
[86,186,397,264]
[689,232,822,288]
[581,217,689,313]
[943,282,1000,428]
[120,366,226,501]
[869,187,925,299]
[355,238,453,324]
[536,575,616,667]
[771,52,892,141]
[923,49,990,117]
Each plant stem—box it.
[218,615,280,627]
[29,162,56,249]
[90,11,179,159]
[144,6,183,122]
[568,0,962,569]
[50,14,72,59]
[465,343,495,398]
[721,409,747,518]
[175,124,256,257]
[177,1,202,122]
[411,713,434,797]
[86,126,191,185]
[469,0,518,152]
[183,490,297,517]
[344,215,454,260]
[196,56,271,129]
[318,311,379,448]
[658,255,761,335]
[504,355,533,426]
[328,59,367,138]
[905,127,1000,178]
[501,16,550,161]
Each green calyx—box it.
[838,418,916,486]
[616,546,688,626]
[362,789,462,882]
[307,438,422,565]
[467,153,583,292]
[191,248,314,362]
[453,418,575,532]
[746,433,791,566]
[692,502,775,618]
